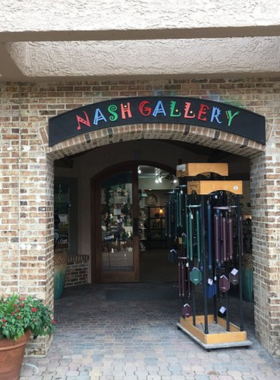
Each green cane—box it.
[189,212,193,261]
[196,209,201,264]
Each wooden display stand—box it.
[177,316,251,350]
[176,162,242,196]
[174,162,251,350]
[187,180,243,195]
[177,163,229,178]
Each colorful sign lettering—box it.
[49,96,265,146]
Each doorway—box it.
[138,165,178,283]
[91,162,179,283]
[91,165,139,282]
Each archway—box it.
[49,97,266,352]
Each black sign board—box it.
[48,96,265,146]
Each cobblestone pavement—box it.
[21,283,280,379]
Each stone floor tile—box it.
[194,375,210,380]
[21,283,280,380]
[227,370,243,378]
[192,365,206,374]
[147,375,162,380]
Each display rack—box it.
[139,207,148,251]
[166,163,252,350]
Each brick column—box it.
[0,85,54,355]
[251,143,280,356]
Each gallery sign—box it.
[48,96,265,146]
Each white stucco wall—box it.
[7,37,280,77]
[1,0,279,34]
[1,0,280,80]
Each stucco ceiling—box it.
[1,0,280,81]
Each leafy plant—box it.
[0,294,56,340]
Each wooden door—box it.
[92,166,139,282]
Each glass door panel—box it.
[54,183,69,250]
[101,172,135,275]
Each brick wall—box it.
[251,128,280,355]
[0,77,280,355]
[65,255,89,287]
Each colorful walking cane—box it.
[188,211,193,261]
[178,257,188,298]
[214,211,221,267]
[196,209,201,266]
[207,203,213,270]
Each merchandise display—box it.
[165,163,252,349]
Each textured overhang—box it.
[0,0,280,81]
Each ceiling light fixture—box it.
[165,173,178,184]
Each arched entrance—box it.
[52,135,260,286]
[50,96,267,352]
[51,103,265,282]
[51,120,263,272]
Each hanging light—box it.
[154,167,162,183]
[155,175,163,183]
[165,173,178,184]
[138,167,142,174]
